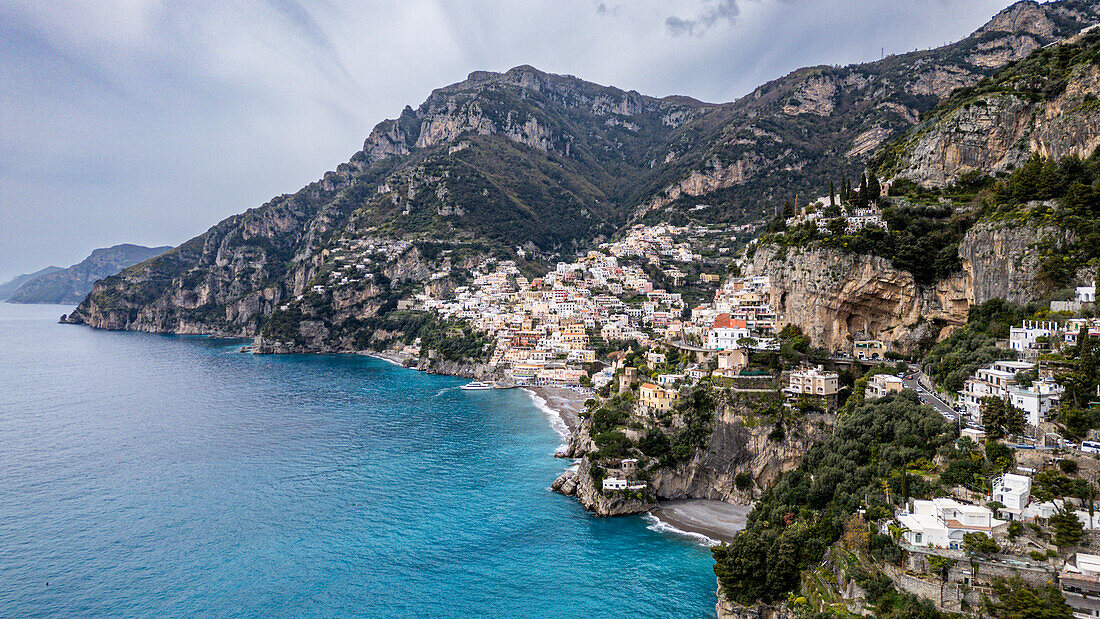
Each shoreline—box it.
[361,349,588,440]
[365,351,413,368]
[521,385,588,436]
[647,500,752,545]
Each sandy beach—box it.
[524,385,589,433]
[649,500,752,544]
[366,351,413,367]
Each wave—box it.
[367,353,406,368]
[642,512,720,547]
[522,388,570,446]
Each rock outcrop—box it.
[554,397,832,517]
[552,460,655,517]
[958,220,1078,304]
[745,245,970,352]
[895,36,1100,186]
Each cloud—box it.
[0,0,1019,280]
[666,0,740,36]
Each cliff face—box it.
[745,245,970,352]
[958,220,1078,304]
[554,398,832,516]
[633,0,1100,223]
[893,33,1100,186]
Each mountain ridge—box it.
[9,244,172,305]
[63,0,1100,345]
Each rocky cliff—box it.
[745,244,970,352]
[633,0,1100,224]
[958,220,1079,304]
[888,28,1100,186]
[554,396,832,517]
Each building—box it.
[1008,321,1055,353]
[1060,553,1100,619]
[619,367,639,393]
[706,314,751,350]
[897,498,1004,549]
[991,473,1032,518]
[712,348,749,378]
[853,340,887,361]
[639,383,676,413]
[1077,286,1096,303]
[1006,379,1063,427]
[959,361,1035,421]
[866,374,903,399]
[786,366,839,404]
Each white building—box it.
[867,374,903,399]
[1006,379,1063,427]
[1009,321,1056,352]
[1060,552,1100,619]
[959,360,1036,421]
[992,474,1032,517]
[1077,286,1096,303]
[897,498,1004,549]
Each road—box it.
[900,373,957,418]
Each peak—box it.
[466,70,501,82]
[505,64,544,76]
[978,1,1053,36]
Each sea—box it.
[0,303,719,617]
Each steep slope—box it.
[9,245,171,304]
[743,28,1100,352]
[0,266,62,301]
[880,26,1100,185]
[64,0,1100,346]
[64,68,709,338]
[633,0,1100,224]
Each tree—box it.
[829,181,836,207]
[981,396,1026,440]
[867,171,881,202]
[1050,507,1084,550]
[983,578,1073,618]
[963,532,999,557]
[735,471,754,492]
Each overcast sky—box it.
[0,0,1017,280]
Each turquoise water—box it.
[0,303,717,617]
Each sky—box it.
[0,0,1018,281]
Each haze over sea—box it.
[0,303,715,617]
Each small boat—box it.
[460,381,494,390]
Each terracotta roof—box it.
[711,313,748,329]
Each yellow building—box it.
[639,382,676,412]
[853,340,887,361]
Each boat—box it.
[460,381,494,390]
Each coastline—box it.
[362,349,588,440]
[521,385,587,436]
[647,500,752,545]
[365,351,413,368]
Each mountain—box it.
[64,0,1100,346]
[739,26,1100,357]
[0,266,63,301]
[876,22,1100,185]
[8,244,172,304]
[632,0,1100,223]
